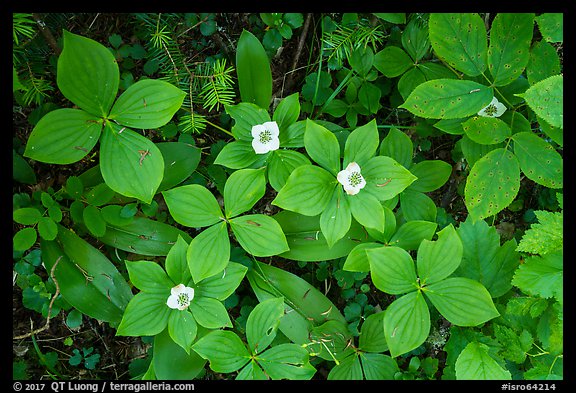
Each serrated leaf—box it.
[493,324,533,364]
[399,79,493,119]
[512,132,563,189]
[535,13,563,43]
[464,148,520,221]
[462,116,511,145]
[527,41,561,85]
[428,13,487,77]
[512,251,562,302]
[455,342,511,380]
[516,210,563,255]
[516,75,563,128]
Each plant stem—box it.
[205,119,234,138]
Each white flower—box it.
[251,121,280,154]
[337,162,366,196]
[166,284,194,310]
[477,97,507,118]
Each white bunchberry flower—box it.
[251,121,280,154]
[477,97,507,118]
[166,284,194,310]
[337,162,366,196]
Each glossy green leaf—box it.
[460,134,503,167]
[165,236,191,285]
[125,260,173,293]
[153,329,206,380]
[379,127,413,169]
[116,292,170,336]
[13,150,37,184]
[402,18,430,62]
[246,298,284,354]
[192,330,250,373]
[320,187,352,248]
[13,207,42,225]
[462,116,511,145]
[196,262,247,301]
[187,222,230,283]
[214,140,259,169]
[258,344,316,380]
[98,217,192,256]
[488,13,534,86]
[268,149,311,192]
[397,67,426,101]
[399,79,493,120]
[373,13,405,24]
[362,156,417,201]
[527,41,561,85]
[57,30,119,117]
[24,109,102,164]
[189,296,231,329]
[428,13,487,76]
[361,353,399,380]
[157,142,201,191]
[272,165,337,216]
[229,214,289,257]
[225,102,271,141]
[236,30,272,109]
[349,46,374,77]
[343,119,379,167]
[417,224,462,286]
[434,118,466,135]
[273,92,300,132]
[304,119,341,176]
[342,243,382,272]
[456,217,519,298]
[224,168,266,219]
[516,74,563,128]
[374,46,413,78]
[13,227,37,251]
[37,217,58,241]
[409,160,452,192]
[236,361,267,380]
[384,291,430,357]
[425,277,500,326]
[358,311,388,353]
[99,123,164,204]
[348,189,385,233]
[465,148,520,221]
[274,210,371,262]
[389,220,437,251]
[168,310,197,354]
[455,342,512,380]
[399,189,437,222]
[82,205,106,237]
[163,184,223,228]
[327,354,363,380]
[512,132,563,189]
[368,246,418,294]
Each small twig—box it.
[13,256,62,340]
[282,13,313,95]
[31,13,61,56]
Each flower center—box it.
[348,171,364,187]
[259,130,273,144]
[177,293,191,308]
[483,104,497,116]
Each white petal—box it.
[345,162,361,173]
[263,121,280,138]
[166,294,180,309]
[494,101,507,117]
[267,136,280,152]
[182,287,195,301]
[252,138,270,154]
[337,169,349,186]
[357,176,367,190]
[171,283,185,296]
[251,124,266,138]
[344,184,360,195]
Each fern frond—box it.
[178,112,207,134]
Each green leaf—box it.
[13,227,37,251]
[13,207,42,225]
[225,102,271,142]
[408,160,452,192]
[116,292,170,336]
[187,222,230,283]
[246,297,285,354]
[195,262,247,301]
[168,310,197,354]
[462,116,511,145]
[348,189,385,233]
[379,127,413,169]
[236,30,272,109]
[512,132,563,189]
[13,150,37,184]
[464,148,520,221]
[516,75,563,128]
[358,311,388,353]
[373,13,405,24]
[367,246,417,294]
[258,344,316,380]
[273,92,300,132]
[425,277,500,326]
[417,224,463,286]
[384,291,430,357]
[213,140,259,169]
[37,217,58,241]
[304,119,341,176]
[455,342,511,380]
[494,324,533,364]
[535,13,563,43]
[428,13,487,77]
[152,329,206,380]
[189,296,232,329]
[163,184,223,228]
[229,214,289,257]
[125,260,173,293]
[399,79,493,120]
[156,142,201,192]
[456,216,519,298]
[280,120,306,148]
[224,168,266,219]
[327,354,363,380]
[527,41,561,85]
[434,118,466,135]
[193,330,250,373]
[402,19,430,62]
[397,67,426,101]
[109,79,185,129]
[82,205,106,237]
[343,243,382,272]
[399,189,437,222]
[24,109,102,164]
[57,30,119,117]
[236,360,267,380]
[488,13,534,86]
[272,165,337,216]
[343,119,379,167]
[388,220,437,251]
[268,150,311,192]
[320,187,352,248]
[349,46,374,77]
[361,353,398,380]
[362,156,417,201]
[374,46,413,78]
[165,236,191,285]
[99,123,164,204]
[516,210,563,255]
[98,217,192,256]
[512,251,562,302]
